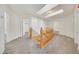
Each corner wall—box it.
[45,14,74,38]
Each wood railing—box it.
[28,27,55,48]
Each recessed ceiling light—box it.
[45,9,64,18]
[47,10,53,14]
[37,4,58,15]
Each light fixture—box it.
[45,9,64,18]
[37,4,58,15]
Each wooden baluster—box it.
[29,27,32,39]
[40,27,43,39]
[40,27,44,48]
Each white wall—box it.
[74,7,79,50]
[23,17,46,36]
[0,5,23,42]
[0,13,4,32]
[31,17,46,34]
[0,5,7,33]
[0,7,4,53]
[46,14,74,38]
[6,12,23,42]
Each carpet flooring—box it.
[4,34,78,54]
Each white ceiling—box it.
[9,4,45,16]
[9,4,75,19]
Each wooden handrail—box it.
[40,27,55,48]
